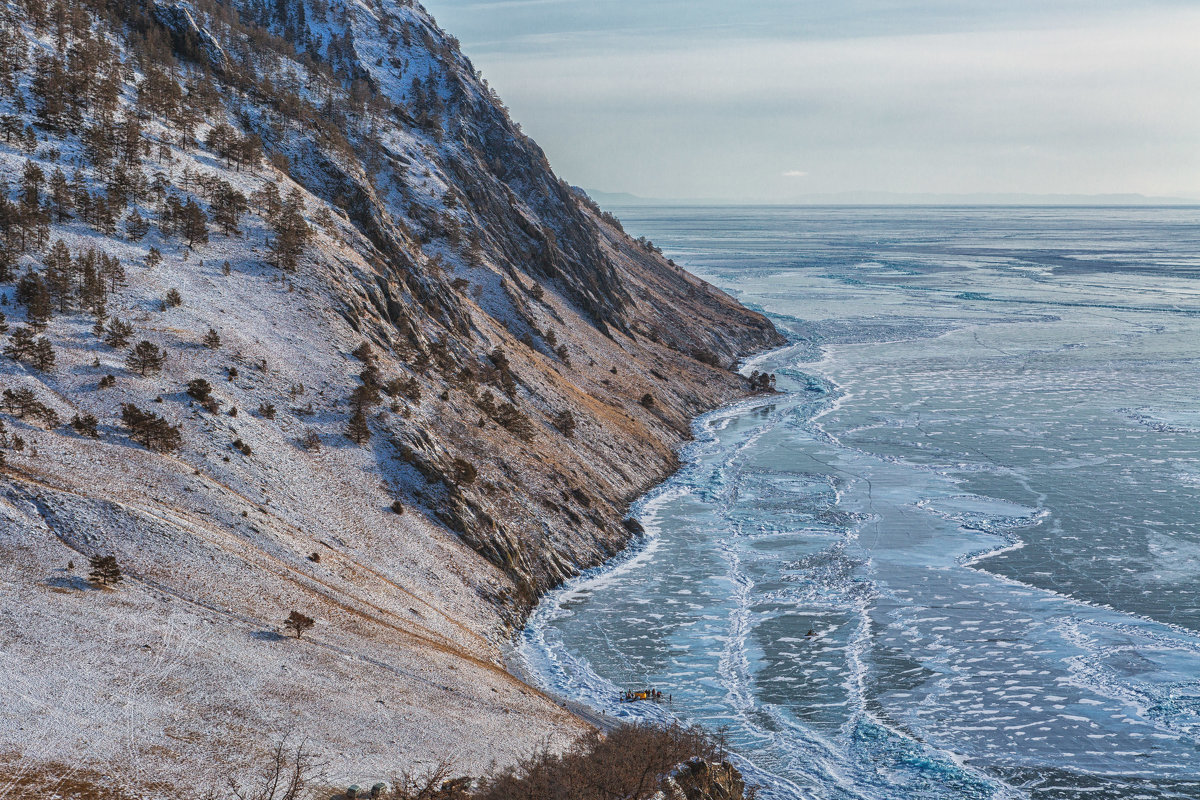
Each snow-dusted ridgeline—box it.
[0,0,780,788]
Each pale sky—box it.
[422,1,1200,202]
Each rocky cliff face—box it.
[0,0,781,788]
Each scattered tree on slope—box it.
[285,610,315,639]
[88,555,122,587]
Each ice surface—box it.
[519,207,1200,800]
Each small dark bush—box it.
[640,393,655,409]
[451,458,477,485]
[187,378,213,401]
[70,414,100,437]
[552,410,577,437]
[390,500,405,515]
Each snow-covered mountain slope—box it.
[0,0,781,787]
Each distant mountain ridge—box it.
[585,189,1199,207]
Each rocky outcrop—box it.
[652,759,750,800]
[152,1,229,74]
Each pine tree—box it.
[104,317,133,347]
[346,408,370,444]
[49,167,73,221]
[285,610,315,639]
[179,198,208,247]
[44,239,73,313]
[125,209,150,240]
[16,271,52,328]
[202,328,221,349]
[121,404,182,451]
[4,326,35,361]
[26,287,52,330]
[19,161,44,210]
[29,337,56,371]
[186,378,212,401]
[0,247,14,283]
[70,413,100,437]
[270,190,310,271]
[88,554,122,587]
[126,340,166,375]
[211,182,248,235]
[99,254,125,292]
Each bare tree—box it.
[388,759,469,800]
[225,735,324,800]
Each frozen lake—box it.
[520,206,1200,799]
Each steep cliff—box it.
[0,0,781,787]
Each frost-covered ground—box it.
[519,206,1200,799]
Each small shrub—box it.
[475,722,733,800]
[121,404,182,452]
[228,366,239,379]
[70,414,100,437]
[451,458,477,485]
[232,438,252,456]
[202,328,221,349]
[553,410,577,437]
[98,374,116,389]
[390,500,405,515]
[300,429,321,450]
[640,393,655,409]
[494,403,535,441]
[385,376,421,402]
[165,288,182,308]
[187,378,213,401]
[257,402,276,419]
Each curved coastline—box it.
[506,342,807,784]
